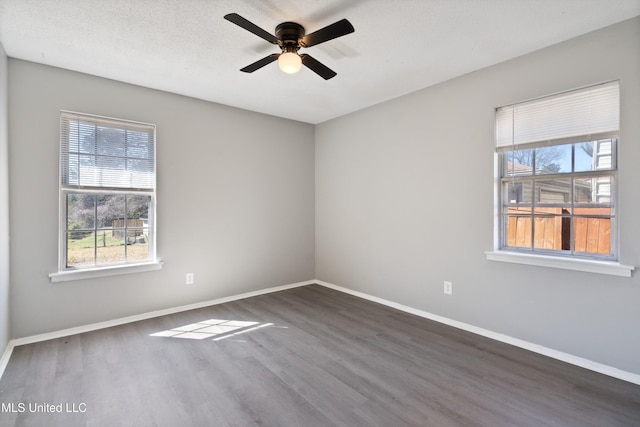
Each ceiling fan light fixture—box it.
[278,51,302,74]
[224,13,354,80]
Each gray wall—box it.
[0,44,9,351]
[315,17,640,374]
[8,60,315,338]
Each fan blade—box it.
[301,19,354,47]
[224,13,278,44]
[301,54,337,80]
[240,54,280,73]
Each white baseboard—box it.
[315,280,640,386]
[7,280,314,349]
[0,341,14,379]
[3,278,639,386]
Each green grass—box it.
[68,231,121,248]
[67,230,149,266]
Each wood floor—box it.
[0,284,638,427]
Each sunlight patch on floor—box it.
[150,318,273,341]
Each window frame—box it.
[50,111,162,282]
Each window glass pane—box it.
[594,139,613,169]
[127,229,150,262]
[535,178,571,204]
[535,145,570,174]
[67,231,95,267]
[504,149,533,176]
[574,176,612,204]
[503,181,533,205]
[575,139,614,172]
[532,209,569,251]
[506,216,532,248]
[573,216,611,255]
[67,194,96,230]
[96,195,125,265]
[127,195,150,219]
[97,195,125,228]
[505,206,532,249]
[96,228,125,264]
[126,194,151,262]
[575,141,595,172]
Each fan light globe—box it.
[278,52,302,74]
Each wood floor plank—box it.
[0,284,639,426]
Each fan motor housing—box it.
[275,22,305,46]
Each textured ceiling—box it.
[1,0,639,124]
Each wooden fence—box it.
[507,207,610,254]
[111,219,144,240]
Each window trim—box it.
[52,111,160,281]
[485,250,633,277]
[49,260,164,283]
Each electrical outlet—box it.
[186,273,194,285]
[444,281,453,295]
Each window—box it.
[500,138,616,257]
[56,111,157,273]
[492,81,626,267]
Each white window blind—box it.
[496,81,619,147]
[60,112,156,190]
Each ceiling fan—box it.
[223,13,355,80]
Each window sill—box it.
[485,251,634,277]
[49,261,164,283]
